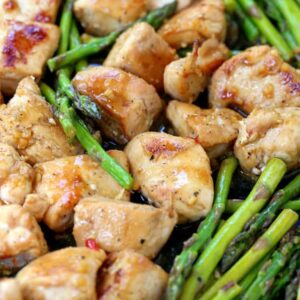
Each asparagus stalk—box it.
[40,82,134,190]
[237,0,293,61]
[199,209,299,300]
[242,232,300,300]
[180,158,287,300]
[211,283,242,300]
[166,157,238,300]
[47,2,177,71]
[285,275,300,300]
[221,174,300,272]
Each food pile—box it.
[0,0,299,300]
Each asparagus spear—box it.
[180,158,287,300]
[199,209,299,300]
[237,0,293,61]
[166,157,238,300]
[285,275,300,300]
[211,283,242,300]
[47,2,177,71]
[40,82,134,190]
[242,232,300,300]
[221,174,300,272]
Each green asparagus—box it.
[166,157,238,300]
[211,283,242,300]
[180,158,287,300]
[285,276,300,300]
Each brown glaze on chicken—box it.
[74,0,147,36]
[97,250,168,300]
[125,132,214,223]
[235,107,300,174]
[24,151,130,232]
[158,0,226,49]
[167,101,242,158]
[209,45,300,113]
[17,247,106,300]
[73,196,177,258]
[147,0,193,11]
[0,77,81,165]
[0,279,23,300]
[104,22,177,91]
[72,66,163,144]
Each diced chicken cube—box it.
[0,0,61,23]
[74,0,147,36]
[0,204,48,275]
[72,66,163,144]
[0,279,23,300]
[97,250,168,300]
[147,0,193,11]
[0,77,81,164]
[73,196,177,258]
[17,247,106,300]
[0,20,59,95]
[167,101,242,158]
[24,151,130,232]
[104,22,177,90]
[158,0,226,49]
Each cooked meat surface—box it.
[24,151,130,232]
[73,196,177,258]
[209,45,300,113]
[72,67,163,144]
[97,250,168,300]
[0,0,61,23]
[0,20,59,95]
[125,132,214,223]
[158,0,226,49]
[164,38,229,102]
[0,143,33,205]
[74,0,147,36]
[104,22,177,91]
[0,77,81,165]
[0,205,48,274]
[0,279,23,300]
[235,107,300,173]
[147,0,192,11]
[17,247,106,300]
[167,101,242,158]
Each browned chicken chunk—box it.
[235,107,300,174]
[0,205,48,275]
[73,196,177,258]
[125,132,214,223]
[167,101,242,158]
[0,279,23,300]
[24,151,130,232]
[72,67,163,144]
[0,77,81,164]
[158,0,226,49]
[97,250,168,300]
[0,143,33,205]
[0,20,59,95]
[0,0,61,23]
[209,45,300,113]
[17,247,106,300]
[147,0,193,11]
[104,22,177,90]
[74,0,147,36]
[164,38,229,102]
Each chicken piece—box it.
[74,0,147,36]
[104,22,177,91]
[164,39,229,102]
[24,151,130,232]
[209,46,300,113]
[147,0,193,11]
[72,67,163,144]
[0,279,23,300]
[97,250,168,300]
[73,196,177,258]
[0,20,59,95]
[235,107,300,174]
[0,143,33,205]
[0,0,61,23]
[166,101,242,159]
[158,0,226,49]
[0,77,81,164]
[17,247,106,300]
[0,205,48,275]
[124,132,214,223]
